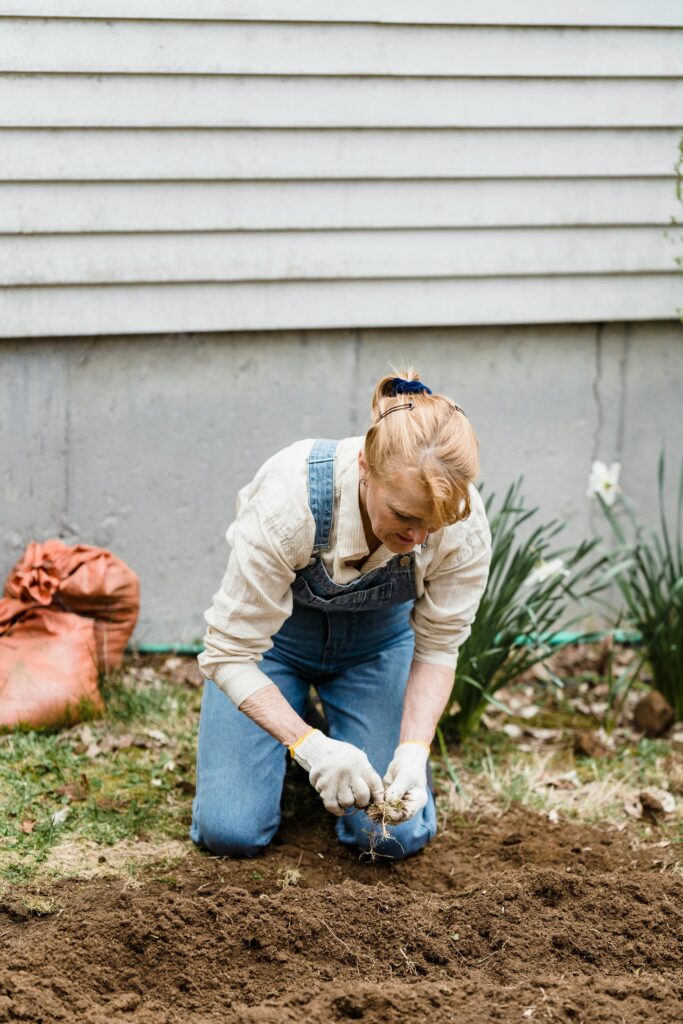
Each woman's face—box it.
[358,451,439,553]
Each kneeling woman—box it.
[192,369,491,860]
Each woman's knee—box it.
[191,801,279,858]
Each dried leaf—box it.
[574,731,608,759]
[163,656,203,688]
[19,819,35,834]
[144,728,171,746]
[523,726,560,742]
[518,705,540,720]
[54,783,88,802]
[502,723,523,740]
[96,797,127,813]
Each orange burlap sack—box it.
[4,540,140,672]
[0,600,102,730]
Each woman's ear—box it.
[358,449,369,478]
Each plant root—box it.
[363,799,407,860]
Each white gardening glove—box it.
[382,742,430,823]
[291,729,384,817]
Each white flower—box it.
[51,807,70,826]
[524,557,570,588]
[587,460,621,506]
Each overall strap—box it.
[307,439,339,551]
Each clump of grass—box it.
[366,799,406,839]
[278,867,302,889]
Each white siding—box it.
[0,4,681,338]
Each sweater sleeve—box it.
[411,518,492,672]
[197,464,314,707]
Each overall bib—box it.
[191,440,438,859]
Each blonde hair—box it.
[364,365,480,526]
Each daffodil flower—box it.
[524,557,570,588]
[587,460,621,506]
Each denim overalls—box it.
[191,439,438,859]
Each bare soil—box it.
[2,767,682,1024]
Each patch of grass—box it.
[0,660,201,888]
[436,731,682,831]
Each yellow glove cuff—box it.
[399,740,431,754]
[288,727,317,758]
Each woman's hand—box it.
[382,742,430,823]
[292,730,384,816]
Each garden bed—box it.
[1,653,682,1023]
[2,803,682,1023]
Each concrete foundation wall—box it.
[2,321,682,644]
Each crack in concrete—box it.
[615,323,631,463]
[349,328,362,435]
[591,322,605,466]
[589,323,606,536]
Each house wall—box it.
[1,2,682,337]
[3,321,682,644]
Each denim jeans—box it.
[190,601,437,860]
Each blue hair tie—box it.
[389,377,433,396]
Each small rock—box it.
[639,788,676,817]
[633,692,675,737]
[501,832,523,846]
[574,731,608,758]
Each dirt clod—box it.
[633,691,675,737]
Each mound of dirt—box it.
[1,804,681,1023]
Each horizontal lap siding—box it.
[0,10,681,338]
[2,180,675,233]
[4,2,683,28]
[2,278,679,337]
[3,22,683,76]
[3,77,683,128]
[1,130,677,180]
[2,228,676,285]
